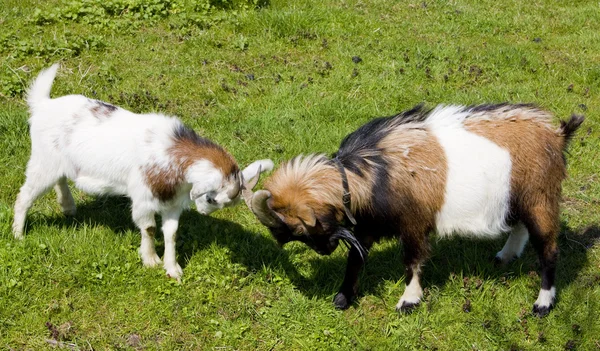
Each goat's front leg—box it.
[396,232,430,312]
[132,204,161,267]
[333,240,372,309]
[161,208,183,281]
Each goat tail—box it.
[558,114,584,147]
[27,63,60,111]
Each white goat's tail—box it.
[27,63,60,111]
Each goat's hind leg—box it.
[495,222,529,265]
[13,163,61,239]
[524,202,559,317]
[55,176,76,216]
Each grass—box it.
[1,0,600,349]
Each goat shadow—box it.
[32,196,305,282]
[33,198,599,308]
[294,222,600,305]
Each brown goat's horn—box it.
[241,166,285,227]
[248,190,285,228]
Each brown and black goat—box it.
[244,104,583,317]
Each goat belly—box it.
[431,124,512,238]
[74,175,128,196]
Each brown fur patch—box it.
[377,127,448,237]
[464,109,565,243]
[143,162,185,202]
[266,155,344,227]
[144,126,239,202]
[169,136,238,176]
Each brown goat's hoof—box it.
[333,292,352,310]
[396,301,420,313]
[532,304,553,318]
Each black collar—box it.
[332,157,357,226]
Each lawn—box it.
[1,0,599,349]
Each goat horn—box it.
[241,165,261,206]
[247,190,285,228]
[227,173,242,199]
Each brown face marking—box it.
[145,125,239,203]
[265,156,345,234]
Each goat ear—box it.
[242,159,274,181]
[190,182,211,200]
[297,205,316,228]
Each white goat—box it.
[13,64,273,280]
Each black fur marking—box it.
[335,104,429,172]
[173,124,221,149]
[96,100,118,112]
[90,99,118,118]
[462,102,538,114]
[559,114,584,144]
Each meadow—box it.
[1,0,599,349]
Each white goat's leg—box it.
[132,204,161,267]
[495,222,529,264]
[54,177,76,216]
[161,208,183,281]
[12,165,60,239]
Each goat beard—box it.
[331,228,368,261]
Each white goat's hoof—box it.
[62,207,77,216]
[494,252,516,265]
[141,254,162,267]
[12,225,24,240]
[165,264,183,281]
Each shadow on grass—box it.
[295,222,600,305]
[34,199,599,308]
[33,196,305,282]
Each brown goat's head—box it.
[244,155,360,256]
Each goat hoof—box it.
[62,207,77,216]
[165,264,183,281]
[396,301,420,313]
[532,304,552,318]
[333,292,351,310]
[141,254,162,268]
[494,253,516,266]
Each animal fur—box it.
[13,63,273,280]
[247,103,583,317]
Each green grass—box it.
[1,0,600,349]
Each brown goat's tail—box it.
[558,114,584,146]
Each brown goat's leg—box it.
[396,233,429,312]
[523,203,559,317]
[333,245,371,310]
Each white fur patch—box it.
[396,276,423,308]
[427,106,512,238]
[534,287,556,308]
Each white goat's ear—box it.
[190,183,212,200]
[242,159,274,181]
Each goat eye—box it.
[207,196,217,205]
